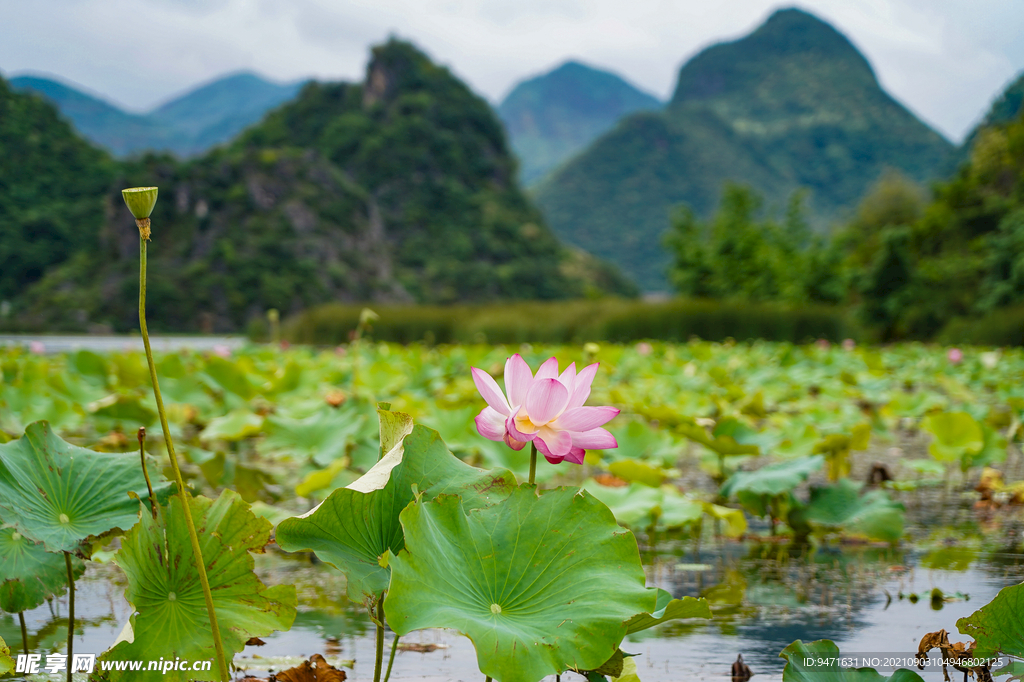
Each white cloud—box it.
[0,0,1019,140]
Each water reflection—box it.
[3,530,1022,681]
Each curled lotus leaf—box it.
[625,587,712,634]
[781,640,925,682]
[276,420,516,601]
[100,489,297,681]
[0,421,173,552]
[0,527,84,613]
[956,581,1024,659]
[385,485,656,682]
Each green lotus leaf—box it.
[957,581,1024,659]
[610,657,641,682]
[0,635,12,675]
[202,356,256,399]
[376,404,414,456]
[294,458,355,498]
[804,479,905,542]
[89,394,156,426]
[0,421,174,552]
[658,494,706,529]
[625,587,712,634]
[276,424,515,601]
[70,350,110,386]
[780,640,925,682]
[720,455,824,499]
[677,418,760,456]
[906,459,945,476]
[608,459,669,487]
[607,420,680,467]
[200,409,264,442]
[580,481,740,535]
[0,527,84,613]
[581,480,665,528]
[261,404,370,467]
[969,423,1008,471]
[993,661,1024,682]
[385,485,656,682]
[575,648,635,678]
[703,502,747,538]
[101,489,297,681]
[921,412,983,463]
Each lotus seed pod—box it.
[122,187,158,219]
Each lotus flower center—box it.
[58,513,70,524]
[490,603,501,615]
[168,592,176,601]
[515,412,542,431]
[11,532,20,541]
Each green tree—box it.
[664,184,836,304]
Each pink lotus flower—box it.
[471,354,619,465]
[948,348,963,364]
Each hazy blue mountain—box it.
[10,71,303,157]
[533,8,954,291]
[497,60,662,185]
[9,75,169,156]
[148,72,305,154]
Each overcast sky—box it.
[1,0,1021,143]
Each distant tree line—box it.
[664,111,1024,341]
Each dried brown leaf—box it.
[274,654,347,682]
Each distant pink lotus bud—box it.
[842,338,856,351]
[471,354,619,465]
[29,341,45,355]
[948,348,963,364]
[335,345,347,356]
[212,344,231,358]
[815,338,831,350]
[636,342,653,356]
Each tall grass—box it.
[277,298,858,346]
[938,307,1024,346]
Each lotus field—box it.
[0,189,1023,682]
[1,337,1023,681]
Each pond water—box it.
[3,492,1022,682]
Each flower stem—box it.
[373,598,385,682]
[137,427,157,518]
[382,634,399,682]
[528,442,537,485]
[139,237,230,682]
[19,611,27,656]
[64,552,74,682]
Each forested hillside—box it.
[534,8,954,291]
[3,41,634,333]
[0,78,114,310]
